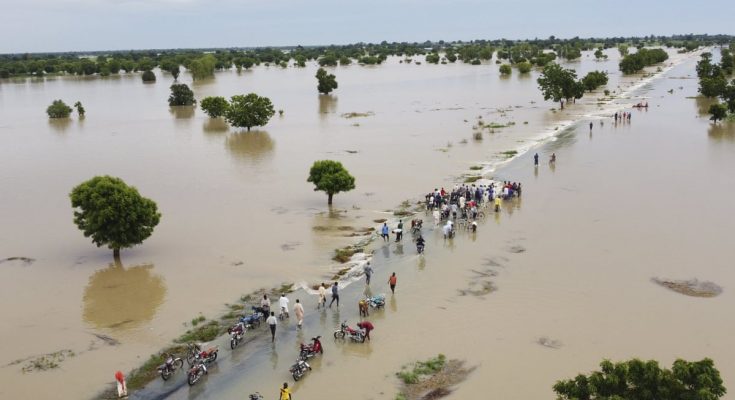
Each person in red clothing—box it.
[356,321,374,341]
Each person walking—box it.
[534,153,539,166]
[293,299,304,328]
[389,273,397,294]
[278,294,290,319]
[328,282,340,308]
[589,121,593,131]
[317,283,327,309]
[260,294,271,321]
[279,382,292,400]
[395,220,403,242]
[266,311,277,342]
[381,222,389,242]
[364,262,373,285]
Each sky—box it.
[1,0,734,54]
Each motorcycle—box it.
[240,307,263,328]
[367,294,385,309]
[299,336,323,360]
[416,239,425,254]
[334,321,366,343]
[187,360,208,386]
[186,343,219,366]
[248,393,263,400]
[228,322,247,349]
[156,353,184,381]
[289,358,311,381]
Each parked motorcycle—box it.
[156,353,184,381]
[187,360,208,386]
[334,321,366,343]
[228,322,247,349]
[289,358,311,381]
[186,343,219,366]
[240,307,263,328]
[299,336,323,360]
[367,294,385,309]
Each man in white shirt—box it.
[317,283,327,309]
[266,312,277,342]
[278,294,290,319]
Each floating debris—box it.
[651,278,722,298]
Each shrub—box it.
[47,100,72,118]
[141,70,156,83]
[499,64,512,75]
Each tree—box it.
[200,96,229,118]
[141,70,156,83]
[723,80,735,113]
[188,54,216,81]
[553,358,726,400]
[537,63,583,108]
[517,61,532,74]
[70,176,161,259]
[709,103,728,124]
[499,64,512,75]
[74,101,85,117]
[581,70,609,92]
[307,160,356,205]
[425,53,440,64]
[618,43,629,56]
[316,67,338,94]
[168,84,196,106]
[47,99,72,118]
[720,48,734,75]
[619,48,669,74]
[594,48,607,60]
[700,71,728,98]
[224,93,275,131]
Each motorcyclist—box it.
[356,320,374,341]
[416,235,426,252]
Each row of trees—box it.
[3,35,728,79]
[200,93,275,130]
[537,63,608,108]
[698,49,735,123]
[619,48,669,74]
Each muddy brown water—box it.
[2,49,733,399]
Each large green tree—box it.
[553,358,726,400]
[307,160,356,205]
[70,176,161,259]
[709,103,728,124]
[168,84,196,106]
[47,99,72,118]
[581,71,609,92]
[537,63,584,108]
[200,96,229,118]
[316,68,338,94]
[188,54,217,81]
[224,93,275,131]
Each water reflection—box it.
[203,118,229,133]
[695,96,718,116]
[48,118,72,133]
[169,106,195,119]
[708,122,735,141]
[82,261,166,330]
[318,95,338,117]
[225,130,275,163]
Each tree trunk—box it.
[247,126,251,131]
[328,193,333,205]
[113,248,121,261]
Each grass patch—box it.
[333,247,357,263]
[191,315,205,326]
[501,150,518,157]
[463,176,481,183]
[175,320,222,343]
[397,354,446,384]
[469,165,483,171]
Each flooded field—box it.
[2,48,733,399]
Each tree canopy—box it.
[499,64,512,75]
[47,99,72,118]
[553,358,726,400]
[200,96,229,118]
[537,63,584,108]
[307,160,356,205]
[70,176,161,258]
[74,101,85,117]
[581,71,609,92]
[619,48,669,74]
[168,84,196,106]
[224,93,275,131]
[187,54,216,81]
[316,68,338,94]
[141,70,156,83]
[709,103,728,124]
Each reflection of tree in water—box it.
[318,94,338,116]
[225,130,275,163]
[695,96,718,116]
[169,106,195,119]
[82,261,166,330]
[708,122,735,141]
[48,118,72,133]
[203,118,229,133]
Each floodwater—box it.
[2,48,731,399]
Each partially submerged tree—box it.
[581,71,609,92]
[47,99,72,118]
[224,93,275,131]
[517,61,532,74]
[188,54,217,81]
[709,103,728,124]
[537,63,583,108]
[70,176,161,259]
[307,160,356,205]
[499,64,512,75]
[168,84,196,106]
[74,101,85,117]
[316,68,338,94]
[141,70,156,83]
[200,96,229,118]
[554,358,726,400]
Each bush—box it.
[200,96,229,118]
[46,100,72,118]
[499,64,512,75]
[141,70,156,83]
[517,61,532,74]
[168,84,195,106]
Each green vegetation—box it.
[425,53,440,64]
[69,176,161,259]
[168,83,196,106]
[333,246,359,263]
[141,70,156,82]
[499,64,512,75]
[553,358,726,400]
[709,103,728,124]
[581,70,609,92]
[307,160,356,205]
[697,52,735,120]
[188,54,216,81]
[397,354,446,384]
[74,101,85,117]
[537,63,584,108]
[619,48,669,74]
[316,67,338,94]
[593,48,608,60]
[200,96,229,118]
[191,315,206,326]
[47,100,72,118]
[224,93,275,131]
[517,61,532,73]
[176,320,221,343]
